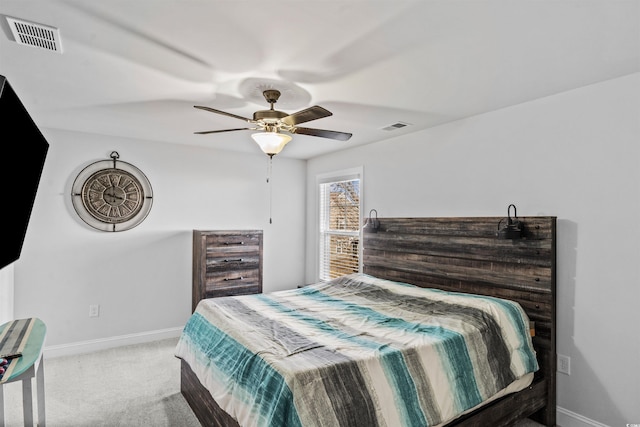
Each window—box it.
[319,172,361,281]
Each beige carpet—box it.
[1,337,544,426]
[2,338,199,427]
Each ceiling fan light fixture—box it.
[251,132,292,156]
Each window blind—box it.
[319,178,361,281]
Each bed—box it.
[176,216,556,427]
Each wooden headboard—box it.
[363,216,556,426]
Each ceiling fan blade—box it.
[194,106,252,122]
[293,127,352,141]
[194,128,251,135]
[281,106,332,126]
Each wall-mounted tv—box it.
[0,75,49,270]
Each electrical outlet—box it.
[89,304,100,318]
[558,354,571,375]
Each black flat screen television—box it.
[0,75,49,270]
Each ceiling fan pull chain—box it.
[266,155,271,185]
[267,156,273,224]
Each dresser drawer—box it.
[205,267,260,290]
[205,284,261,299]
[205,232,261,249]
[205,254,260,271]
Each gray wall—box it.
[306,73,640,426]
[11,130,307,347]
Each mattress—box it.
[175,273,538,427]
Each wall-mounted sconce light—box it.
[364,209,380,233]
[497,204,525,239]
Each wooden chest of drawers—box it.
[192,230,263,311]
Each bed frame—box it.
[181,216,557,427]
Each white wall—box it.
[10,130,307,348]
[306,73,640,426]
[0,264,14,324]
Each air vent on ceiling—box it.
[6,17,63,53]
[381,121,412,131]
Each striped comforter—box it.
[175,273,538,427]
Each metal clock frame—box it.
[71,151,153,232]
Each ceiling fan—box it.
[194,89,352,156]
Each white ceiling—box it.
[0,0,638,159]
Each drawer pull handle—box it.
[223,258,243,262]
[224,241,245,245]
[224,276,243,281]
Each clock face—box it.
[81,169,144,224]
[72,159,153,232]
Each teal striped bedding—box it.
[175,273,538,427]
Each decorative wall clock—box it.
[71,151,153,232]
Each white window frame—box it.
[316,167,363,282]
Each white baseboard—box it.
[557,406,610,427]
[43,326,184,359]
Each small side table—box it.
[0,318,46,427]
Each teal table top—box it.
[0,318,46,383]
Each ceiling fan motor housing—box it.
[253,109,288,122]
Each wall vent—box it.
[6,17,63,53]
[381,121,412,131]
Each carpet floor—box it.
[1,337,545,426]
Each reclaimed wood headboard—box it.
[363,216,557,426]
